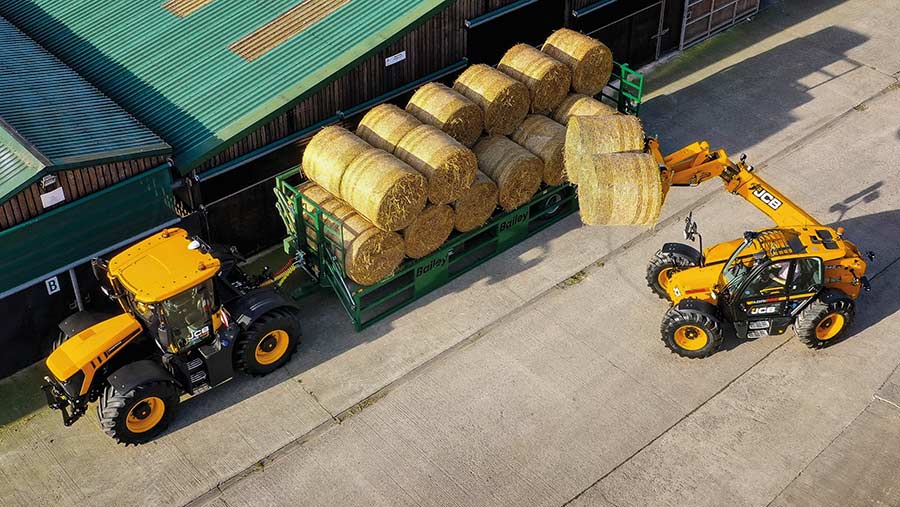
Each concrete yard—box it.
[2,1,900,505]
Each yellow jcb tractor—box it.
[43,228,302,444]
[645,140,874,358]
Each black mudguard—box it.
[58,311,113,338]
[226,287,299,329]
[662,243,702,265]
[107,360,178,395]
[674,297,719,317]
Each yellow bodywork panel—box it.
[46,314,142,392]
[108,228,220,303]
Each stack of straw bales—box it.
[553,93,616,125]
[473,136,542,211]
[297,183,406,286]
[542,28,614,96]
[302,126,427,231]
[453,64,530,136]
[498,44,571,114]
[565,116,662,225]
[406,83,483,147]
[511,115,567,186]
[402,204,455,259]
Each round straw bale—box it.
[339,149,427,231]
[453,64,530,136]
[552,93,617,125]
[452,171,498,232]
[511,115,567,186]
[394,124,477,205]
[576,152,663,226]
[302,126,371,196]
[541,29,613,96]
[564,115,645,186]
[319,200,406,285]
[402,204,455,259]
[406,82,483,147]
[295,182,336,252]
[473,135,542,211]
[498,44,572,114]
[356,103,421,153]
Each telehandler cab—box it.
[645,140,873,358]
[42,228,302,444]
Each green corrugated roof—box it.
[0,15,171,201]
[1,0,452,173]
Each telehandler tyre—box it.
[661,306,723,358]
[794,295,855,348]
[98,381,180,445]
[646,249,698,300]
[236,308,302,376]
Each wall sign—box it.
[40,187,65,209]
[45,276,61,295]
[385,51,407,67]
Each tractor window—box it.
[743,261,791,297]
[160,280,214,351]
[790,257,823,293]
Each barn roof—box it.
[1,0,451,173]
[0,16,170,202]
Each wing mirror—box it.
[683,212,699,241]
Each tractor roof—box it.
[758,227,849,262]
[108,228,220,303]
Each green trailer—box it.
[274,63,644,330]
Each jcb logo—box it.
[752,187,783,210]
[750,306,777,315]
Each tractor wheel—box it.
[646,249,697,300]
[98,381,179,445]
[794,296,855,349]
[661,306,723,358]
[235,308,301,376]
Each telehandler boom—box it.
[645,139,872,358]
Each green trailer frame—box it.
[273,62,643,330]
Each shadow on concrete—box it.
[643,25,869,154]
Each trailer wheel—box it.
[236,308,301,376]
[98,381,179,445]
[646,249,697,300]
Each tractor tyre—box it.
[98,381,180,445]
[794,296,855,349]
[646,249,698,300]
[235,308,301,376]
[661,305,723,358]
[51,331,67,351]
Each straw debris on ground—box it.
[356,104,421,153]
[402,204,455,259]
[553,93,617,125]
[406,82,483,147]
[511,115,567,186]
[542,29,614,96]
[564,115,644,185]
[473,135,542,211]
[339,148,427,231]
[498,44,571,114]
[453,64,530,136]
[395,124,477,205]
[453,171,498,232]
[576,152,663,226]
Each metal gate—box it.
[572,0,667,68]
[680,0,760,49]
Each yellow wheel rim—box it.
[126,396,165,433]
[255,330,290,365]
[815,313,845,341]
[658,268,673,289]
[674,325,708,351]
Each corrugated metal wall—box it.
[0,155,168,230]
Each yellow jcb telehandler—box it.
[43,228,302,444]
[645,140,874,358]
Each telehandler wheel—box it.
[98,381,179,445]
[236,308,301,376]
[646,250,698,300]
[794,296,855,349]
[661,306,723,358]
